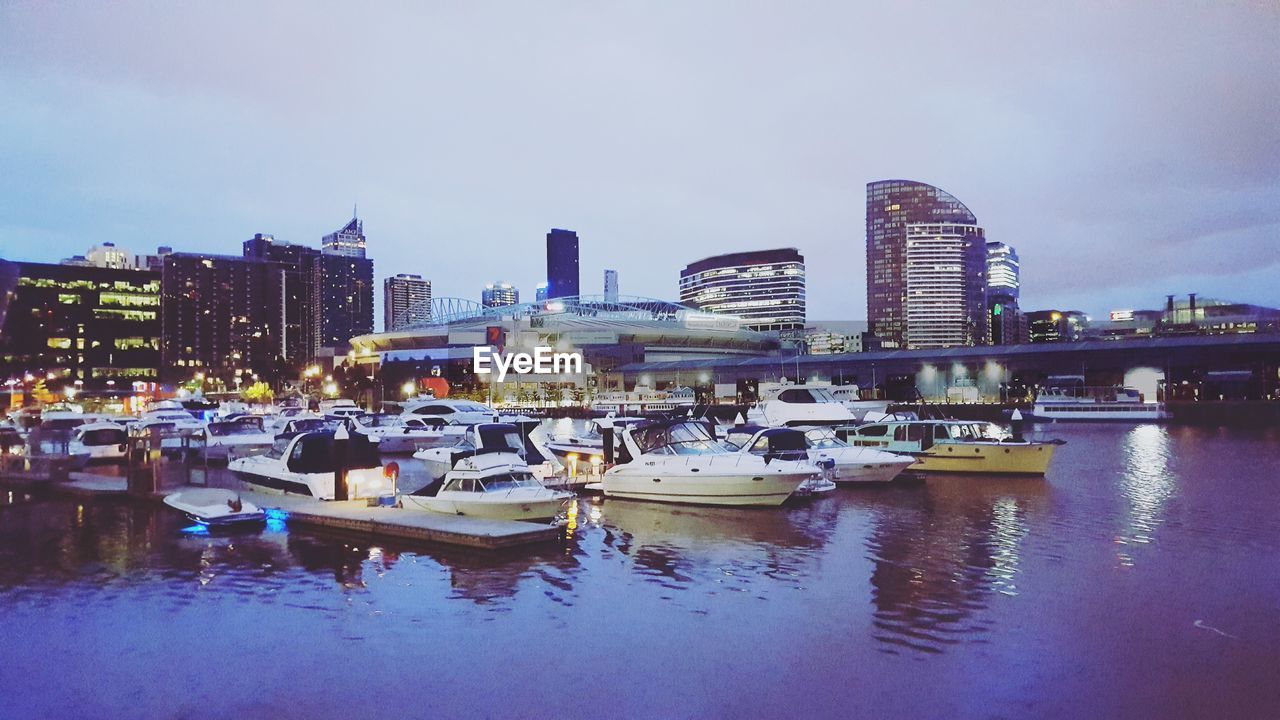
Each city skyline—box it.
[1,3,1277,320]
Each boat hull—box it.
[911,442,1056,475]
[403,494,568,521]
[601,471,808,507]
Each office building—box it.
[243,233,322,365]
[535,282,549,303]
[804,321,871,355]
[867,180,983,348]
[679,248,806,332]
[903,224,987,349]
[320,214,375,348]
[1026,310,1089,343]
[384,274,432,331]
[0,262,161,391]
[604,269,619,302]
[321,212,367,258]
[986,241,1024,345]
[160,253,284,383]
[546,229,579,299]
[482,282,518,308]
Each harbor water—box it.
[1,423,1279,718]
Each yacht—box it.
[227,430,393,500]
[401,398,502,425]
[599,420,816,506]
[350,413,467,454]
[1031,386,1170,422]
[204,416,275,461]
[718,425,837,495]
[722,425,914,485]
[268,407,322,434]
[402,425,572,521]
[824,385,892,421]
[747,386,856,427]
[135,408,206,447]
[543,415,646,463]
[411,423,555,484]
[840,418,1057,475]
[68,422,129,465]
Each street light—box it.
[402,381,416,398]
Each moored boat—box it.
[839,418,1057,475]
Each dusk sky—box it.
[2,2,1277,328]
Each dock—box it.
[2,469,563,550]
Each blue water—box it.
[1,424,1279,719]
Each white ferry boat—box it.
[1031,386,1169,422]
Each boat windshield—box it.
[358,414,401,428]
[208,417,264,436]
[804,428,848,449]
[79,428,126,445]
[264,436,291,460]
[477,425,524,453]
[289,419,333,433]
[632,422,725,456]
[479,472,541,492]
[937,423,996,441]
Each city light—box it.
[402,381,416,398]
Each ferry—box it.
[1031,386,1169,422]
[840,418,1057,475]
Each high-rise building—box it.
[0,262,161,390]
[160,253,284,383]
[903,224,988,349]
[604,269,619,302]
[679,248,806,332]
[321,211,367,258]
[985,241,1024,345]
[535,282,549,303]
[482,282,518,308]
[243,233,322,365]
[320,214,374,348]
[867,180,983,348]
[384,274,432,332]
[1026,309,1089,343]
[546,229,579,299]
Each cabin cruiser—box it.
[1031,386,1170,422]
[402,423,572,521]
[204,416,275,461]
[227,430,392,500]
[135,408,206,448]
[840,418,1057,475]
[400,398,505,425]
[543,416,645,463]
[824,386,892,422]
[747,386,856,427]
[350,413,466,454]
[722,425,913,485]
[718,425,836,495]
[164,488,265,527]
[276,418,339,437]
[68,422,129,465]
[268,407,322,434]
[412,423,556,484]
[598,420,816,507]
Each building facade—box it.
[320,215,374,348]
[243,233,322,365]
[1026,309,1089,343]
[535,283,549,303]
[902,223,987,349]
[679,248,806,332]
[160,253,284,383]
[384,274,432,331]
[604,269,619,302]
[985,241,1024,345]
[0,262,162,391]
[546,229,580,299]
[481,282,518,308]
[867,180,981,348]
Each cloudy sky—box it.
[2,1,1277,327]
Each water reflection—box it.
[1116,425,1175,565]
[864,477,1045,654]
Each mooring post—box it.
[334,423,350,501]
[602,425,614,465]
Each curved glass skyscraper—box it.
[866,180,987,349]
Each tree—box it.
[241,381,274,404]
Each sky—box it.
[1,1,1277,329]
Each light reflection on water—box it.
[0,425,1279,718]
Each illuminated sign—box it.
[1109,310,1134,322]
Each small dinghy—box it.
[164,488,266,527]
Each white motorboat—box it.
[411,423,556,485]
[134,408,206,448]
[401,451,573,521]
[68,422,129,465]
[400,398,533,426]
[600,420,816,507]
[1031,385,1170,422]
[268,407,322,434]
[228,430,393,500]
[824,385,892,422]
[164,488,265,527]
[722,425,913,485]
[839,418,1058,475]
[350,413,467,454]
[747,386,857,427]
[276,418,339,436]
[204,416,275,461]
[543,415,645,463]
